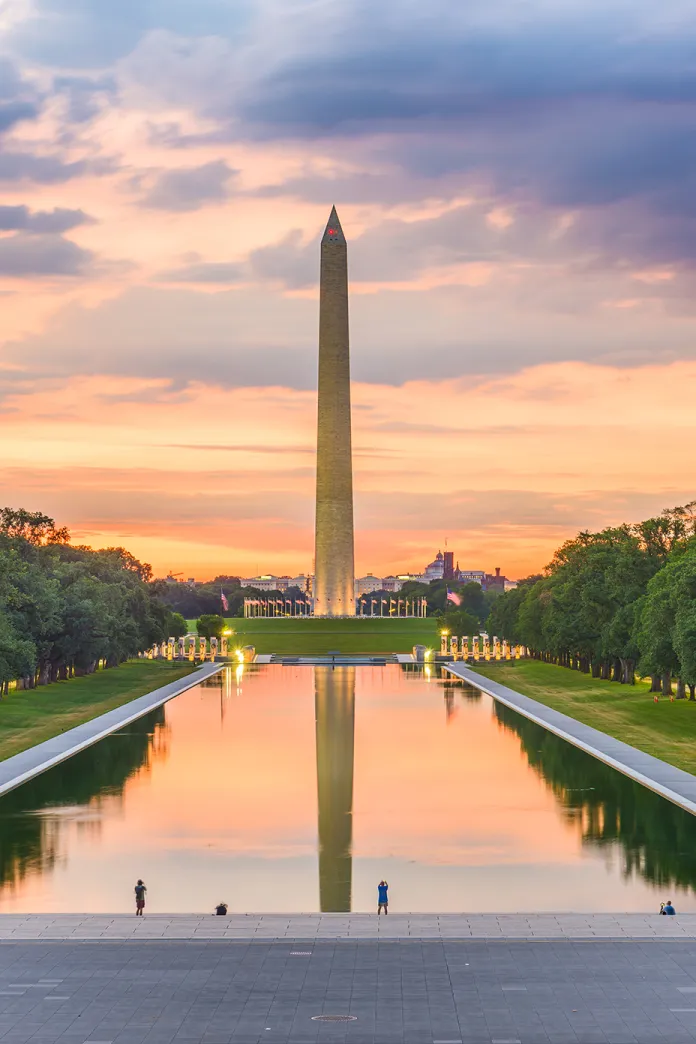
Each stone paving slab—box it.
[445,663,696,816]
[1,914,695,940]
[0,663,222,798]
[0,938,695,1043]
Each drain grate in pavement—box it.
[311,1015,357,1022]
[290,951,312,955]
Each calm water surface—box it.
[1,664,695,913]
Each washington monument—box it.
[313,207,355,617]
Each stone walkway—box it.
[0,663,221,798]
[1,937,696,1042]
[445,663,696,816]
[1,914,695,941]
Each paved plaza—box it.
[2,936,696,1043]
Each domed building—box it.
[423,550,445,581]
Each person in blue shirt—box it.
[377,880,389,915]
[661,901,676,915]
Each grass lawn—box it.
[190,617,440,655]
[475,659,696,775]
[0,659,195,763]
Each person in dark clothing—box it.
[215,902,228,916]
[661,901,676,915]
[134,879,146,916]
[377,880,389,915]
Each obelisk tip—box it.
[322,206,346,244]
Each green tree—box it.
[196,614,225,639]
[167,612,188,638]
[439,608,480,637]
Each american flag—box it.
[221,590,229,611]
[446,588,461,606]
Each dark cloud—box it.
[140,160,237,211]
[0,152,87,184]
[0,233,94,276]
[0,205,94,233]
[126,5,696,260]
[0,56,40,134]
[53,74,117,123]
[240,11,696,133]
[0,100,38,133]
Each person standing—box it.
[377,880,389,915]
[134,879,147,916]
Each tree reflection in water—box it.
[0,706,168,893]
[494,702,696,892]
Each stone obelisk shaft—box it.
[314,207,355,617]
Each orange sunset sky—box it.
[0,1,694,580]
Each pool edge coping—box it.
[0,662,223,798]
[1,912,696,940]
[444,662,696,817]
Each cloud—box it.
[0,56,40,134]
[357,487,696,533]
[0,233,94,276]
[114,7,696,254]
[0,205,94,233]
[9,0,251,67]
[140,160,237,211]
[52,74,117,123]
[2,285,317,385]
[0,100,38,133]
[7,265,696,390]
[236,6,696,134]
[157,261,244,284]
[248,231,315,289]
[0,152,87,184]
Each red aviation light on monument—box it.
[322,206,346,244]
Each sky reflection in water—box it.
[0,664,695,913]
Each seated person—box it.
[660,901,676,915]
[215,902,228,916]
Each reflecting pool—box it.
[1,664,695,913]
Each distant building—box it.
[355,573,384,597]
[424,551,445,581]
[240,574,312,593]
[355,574,406,596]
[456,569,486,585]
[237,553,514,599]
[483,567,507,593]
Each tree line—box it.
[0,508,186,691]
[488,502,696,695]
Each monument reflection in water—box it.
[315,666,355,912]
[2,665,696,912]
